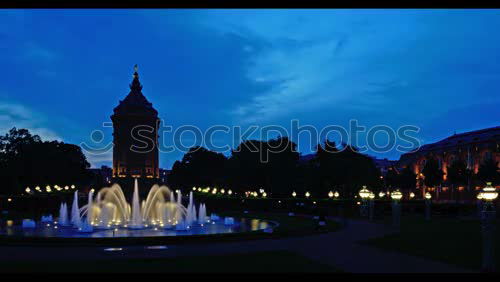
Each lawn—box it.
[0,250,339,273]
[221,211,341,236]
[360,215,499,271]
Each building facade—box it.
[111,66,160,179]
[398,126,500,198]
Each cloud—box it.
[22,42,59,62]
[0,100,62,141]
[197,10,500,126]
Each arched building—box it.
[111,66,160,180]
[398,126,500,199]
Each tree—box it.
[227,137,299,196]
[167,146,228,189]
[422,158,443,188]
[477,158,499,185]
[385,167,399,189]
[446,159,468,200]
[0,127,91,195]
[311,142,381,197]
[398,166,417,191]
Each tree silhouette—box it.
[0,127,91,195]
[422,158,443,188]
[446,159,468,200]
[477,158,499,185]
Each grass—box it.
[221,211,341,236]
[0,250,339,273]
[359,215,500,270]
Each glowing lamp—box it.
[409,192,415,199]
[25,187,31,193]
[390,190,403,201]
[334,191,339,198]
[292,191,296,198]
[192,187,197,191]
[425,192,432,200]
[369,192,375,199]
[479,182,498,202]
[328,191,334,198]
[221,189,225,194]
[7,198,12,202]
[262,192,267,198]
[378,191,385,198]
[359,186,371,199]
[228,190,232,195]
[305,191,310,198]
[71,185,75,189]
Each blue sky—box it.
[1,9,499,168]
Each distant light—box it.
[7,198,12,202]
[409,192,415,199]
[328,191,334,198]
[103,248,123,252]
[228,190,232,195]
[334,191,339,198]
[305,191,310,198]
[146,245,168,250]
[479,182,498,201]
[292,191,296,198]
[425,192,432,200]
[391,190,403,201]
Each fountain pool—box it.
[1,179,276,239]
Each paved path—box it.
[0,217,475,273]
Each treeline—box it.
[167,138,388,197]
[0,128,92,195]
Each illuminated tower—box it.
[111,65,159,179]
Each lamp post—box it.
[359,186,371,217]
[424,192,432,221]
[391,189,403,230]
[477,193,484,219]
[479,182,498,273]
[369,192,375,221]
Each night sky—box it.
[1,9,499,168]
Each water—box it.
[8,180,276,238]
[3,217,274,238]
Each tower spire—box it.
[129,64,142,92]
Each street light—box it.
[292,191,296,198]
[379,191,385,198]
[391,189,403,230]
[359,186,371,199]
[369,192,375,221]
[305,191,310,198]
[479,182,498,272]
[409,192,415,199]
[328,191,334,199]
[359,186,371,217]
[425,192,432,221]
[334,191,339,198]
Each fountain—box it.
[71,191,82,228]
[58,203,69,226]
[41,215,53,223]
[129,180,143,229]
[224,217,235,225]
[3,179,276,239]
[22,219,36,228]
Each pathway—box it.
[0,217,476,273]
